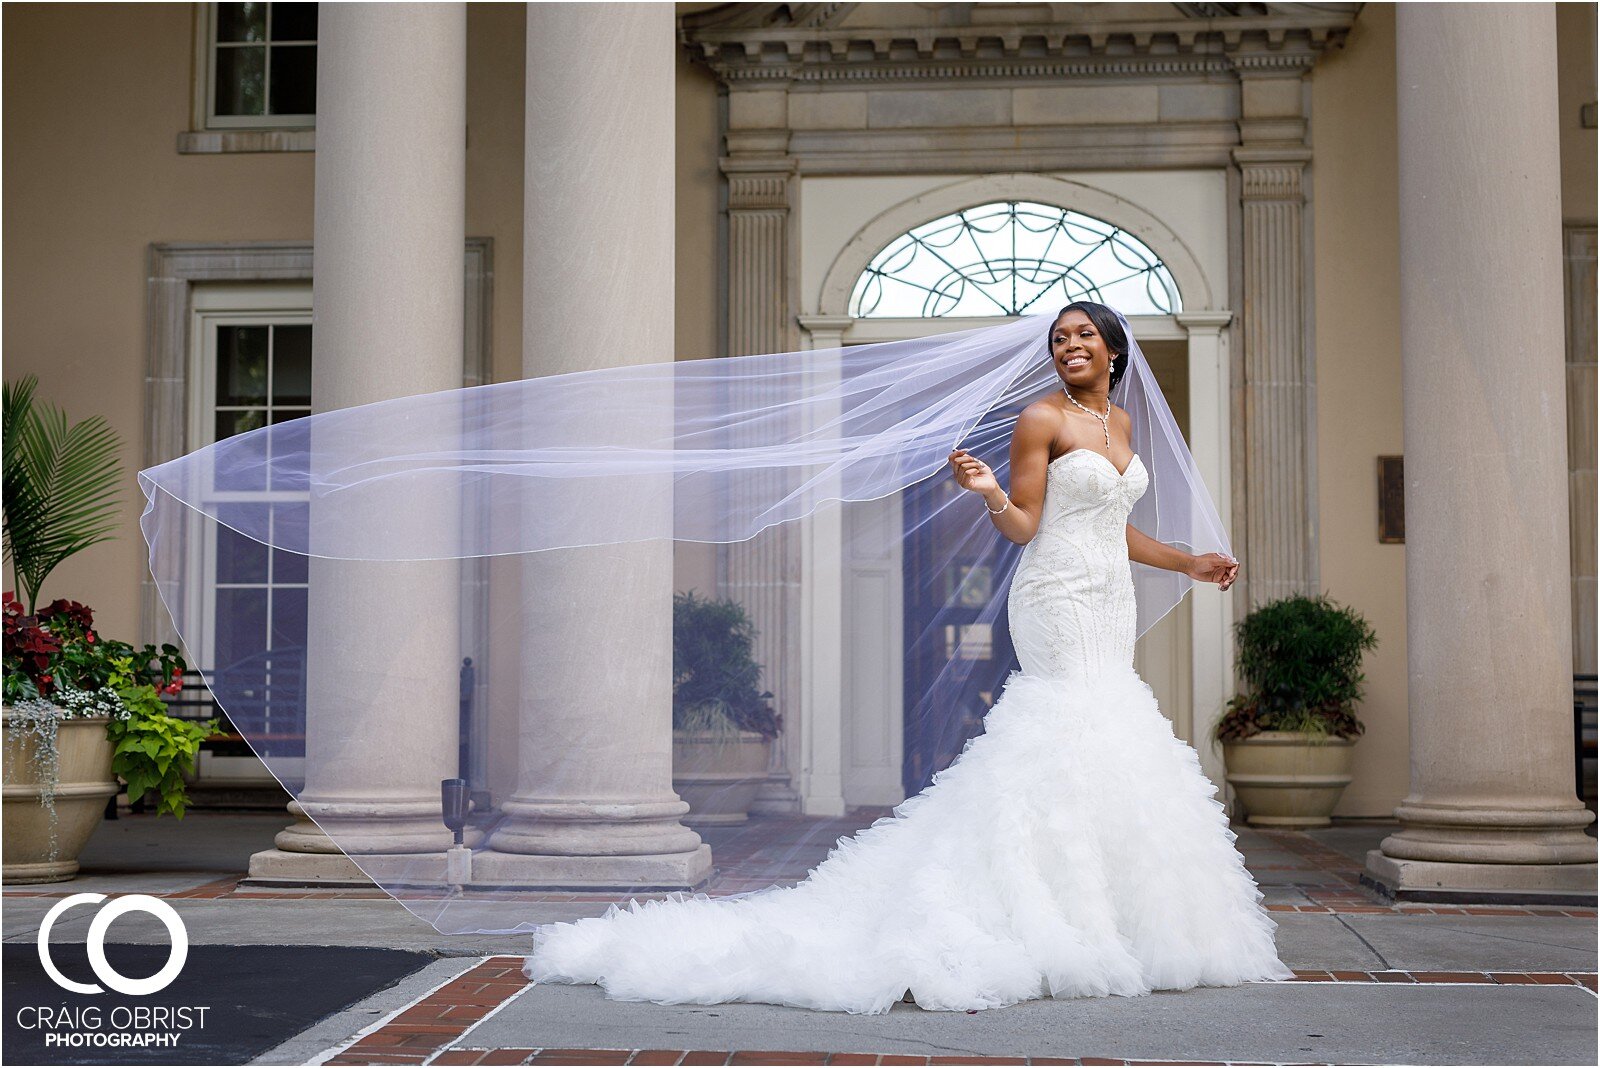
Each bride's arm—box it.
[1127,523,1240,591]
[1126,523,1192,572]
[948,402,1056,545]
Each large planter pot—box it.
[1222,730,1356,828]
[2,709,118,883]
[672,729,772,826]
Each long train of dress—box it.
[522,448,1295,1014]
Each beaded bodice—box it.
[1006,449,1148,683]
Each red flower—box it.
[85,631,95,644]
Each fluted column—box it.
[477,3,709,887]
[721,87,804,815]
[1228,50,1319,609]
[1364,2,1595,900]
[252,3,467,878]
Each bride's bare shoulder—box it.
[1021,396,1065,419]
[1014,399,1063,451]
[1017,398,1065,433]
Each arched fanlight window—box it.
[849,201,1182,318]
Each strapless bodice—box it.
[1006,449,1149,683]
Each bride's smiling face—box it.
[1051,311,1112,389]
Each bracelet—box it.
[985,496,1010,516]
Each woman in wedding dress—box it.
[521,301,1297,1015]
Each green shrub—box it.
[672,591,781,740]
[1215,593,1378,742]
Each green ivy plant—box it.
[101,651,218,819]
[1214,593,1379,743]
[105,688,216,819]
[672,590,782,743]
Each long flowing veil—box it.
[136,304,1230,935]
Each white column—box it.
[1177,311,1236,792]
[477,3,709,886]
[796,316,854,817]
[255,3,467,876]
[1366,1,1595,899]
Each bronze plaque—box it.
[1378,455,1404,543]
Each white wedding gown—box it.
[523,448,1296,1014]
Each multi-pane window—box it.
[195,306,312,761]
[850,200,1182,319]
[209,2,317,127]
[213,323,312,450]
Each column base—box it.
[274,798,464,855]
[487,795,705,856]
[1362,849,1598,905]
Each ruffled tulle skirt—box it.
[522,664,1295,1015]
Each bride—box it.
[521,301,1297,1014]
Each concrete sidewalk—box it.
[2,811,1595,1066]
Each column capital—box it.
[797,314,855,337]
[723,159,796,213]
[1174,310,1234,334]
[1233,152,1310,202]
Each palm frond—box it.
[1,376,125,613]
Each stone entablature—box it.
[680,6,1358,85]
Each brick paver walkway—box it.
[317,956,1597,1067]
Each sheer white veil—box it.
[137,302,1231,934]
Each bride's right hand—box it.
[948,449,999,496]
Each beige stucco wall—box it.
[1557,1,1598,226]
[1309,1,1408,816]
[673,47,724,599]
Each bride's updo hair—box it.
[1051,301,1129,391]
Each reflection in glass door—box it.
[900,397,1027,797]
[193,298,312,767]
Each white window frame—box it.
[186,282,313,783]
[182,3,316,153]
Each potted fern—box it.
[1214,593,1379,827]
[671,590,783,825]
[2,376,218,882]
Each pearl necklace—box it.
[1063,387,1112,451]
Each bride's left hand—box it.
[1187,552,1239,591]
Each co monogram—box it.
[37,893,189,996]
